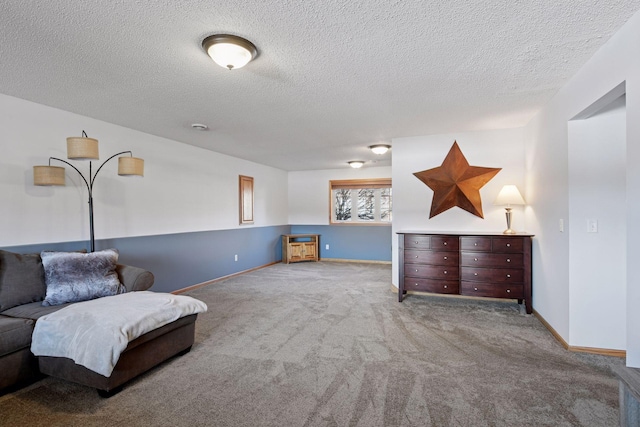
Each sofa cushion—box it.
[41,249,125,306]
[0,250,46,311]
[0,315,35,357]
[1,300,72,320]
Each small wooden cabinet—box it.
[282,234,319,264]
[398,232,533,313]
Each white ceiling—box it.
[1,1,639,171]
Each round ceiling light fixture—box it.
[191,123,209,131]
[202,34,257,70]
[348,161,365,169]
[369,144,391,155]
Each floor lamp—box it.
[33,131,144,252]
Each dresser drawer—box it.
[491,237,524,253]
[460,267,524,283]
[460,252,524,268]
[404,235,430,249]
[404,250,458,266]
[404,277,459,294]
[430,236,459,251]
[460,281,524,299]
[460,237,491,252]
[404,264,459,280]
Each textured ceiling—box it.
[1,1,639,171]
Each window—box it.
[330,179,392,224]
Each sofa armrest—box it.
[115,264,154,292]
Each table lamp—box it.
[494,185,525,234]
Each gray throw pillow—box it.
[0,250,46,311]
[41,249,125,306]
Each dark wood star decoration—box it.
[414,141,501,218]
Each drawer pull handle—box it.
[414,241,419,244]
[444,256,448,260]
[415,269,419,272]
[507,258,511,263]
[474,287,478,291]
[506,289,511,293]
[506,243,511,247]
[414,283,419,287]
[443,242,447,246]
[507,274,511,278]
[474,258,478,261]
[415,255,419,258]
[474,243,478,246]
[444,285,448,289]
[474,273,478,276]
[443,270,447,274]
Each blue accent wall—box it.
[290,225,391,261]
[1,225,290,293]
[2,224,390,293]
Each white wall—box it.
[568,96,626,350]
[391,128,526,286]
[0,94,289,247]
[288,166,392,225]
[524,9,640,365]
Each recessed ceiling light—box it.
[348,161,365,169]
[191,123,209,131]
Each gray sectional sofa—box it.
[0,249,173,395]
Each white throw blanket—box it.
[31,291,208,377]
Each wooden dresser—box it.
[398,232,533,313]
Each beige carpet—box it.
[0,261,623,426]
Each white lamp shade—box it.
[494,185,525,206]
[208,43,252,69]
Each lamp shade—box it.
[33,165,65,186]
[202,34,257,70]
[67,136,99,160]
[494,185,525,206]
[369,144,391,155]
[118,156,144,176]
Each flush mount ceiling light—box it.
[191,123,209,131]
[369,144,391,155]
[348,161,365,169]
[202,34,257,70]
